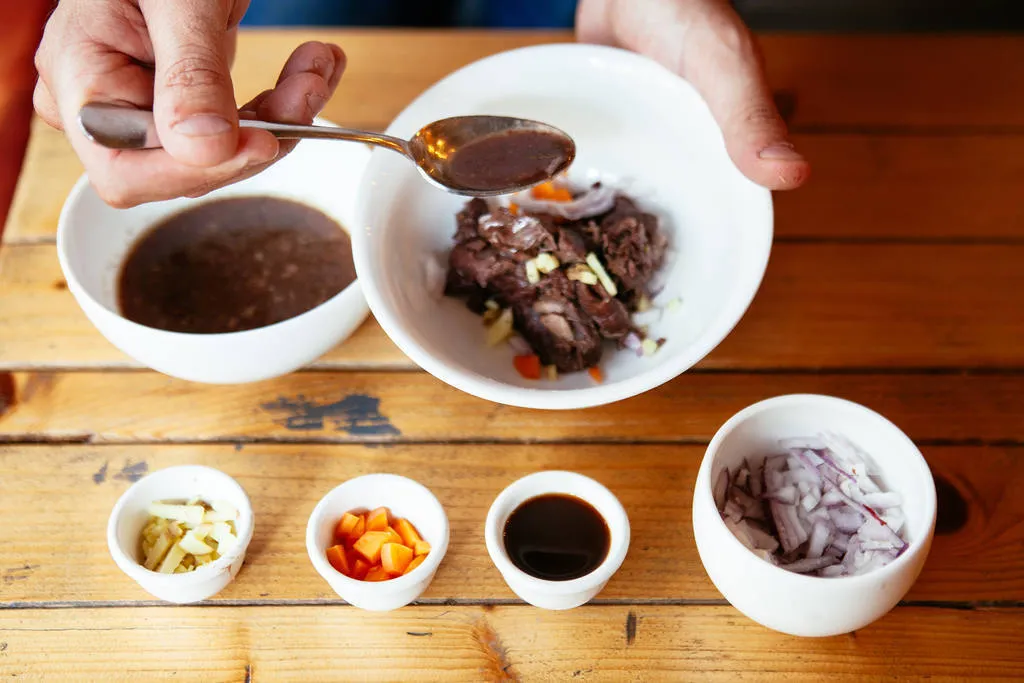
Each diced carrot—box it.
[588,366,604,383]
[333,512,361,544]
[403,554,427,575]
[366,507,390,532]
[326,545,352,576]
[413,540,431,557]
[384,526,405,546]
[350,557,371,581]
[531,182,573,202]
[393,518,423,547]
[352,530,391,564]
[345,514,366,547]
[513,354,541,380]
[381,542,415,575]
[364,566,391,582]
[508,202,519,215]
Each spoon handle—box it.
[77,102,410,156]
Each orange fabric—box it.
[0,1,50,235]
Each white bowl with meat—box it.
[692,394,937,637]
[350,43,773,409]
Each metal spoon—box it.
[78,102,575,197]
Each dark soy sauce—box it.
[502,493,610,581]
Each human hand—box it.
[577,0,810,190]
[34,0,346,207]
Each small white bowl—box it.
[306,474,450,611]
[485,471,630,610]
[106,465,255,604]
[56,119,371,384]
[350,43,773,409]
[692,394,937,637]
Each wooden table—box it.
[1,29,1023,681]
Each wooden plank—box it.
[0,605,1021,681]
[760,34,1024,130]
[10,128,1024,244]
[777,134,1024,241]
[3,243,1023,370]
[1,370,1022,444]
[0,443,1019,604]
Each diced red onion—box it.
[510,185,617,220]
[507,336,532,356]
[716,432,909,578]
[623,332,644,357]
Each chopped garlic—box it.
[641,339,659,356]
[585,253,618,297]
[486,308,515,347]
[543,365,558,381]
[202,500,239,524]
[484,299,499,311]
[666,298,681,312]
[148,503,205,527]
[534,253,560,274]
[178,529,216,556]
[636,295,653,313]
[566,264,599,286]
[525,260,541,285]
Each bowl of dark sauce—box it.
[485,471,630,610]
[57,124,370,383]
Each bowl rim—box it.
[55,117,369,343]
[351,42,774,410]
[305,473,451,592]
[698,393,938,586]
[483,470,631,594]
[105,464,255,584]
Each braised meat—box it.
[444,185,667,374]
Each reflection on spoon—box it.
[78,103,576,197]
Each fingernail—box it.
[307,93,327,116]
[311,54,335,82]
[172,114,232,137]
[759,142,805,161]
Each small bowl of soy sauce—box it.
[484,471,630,610]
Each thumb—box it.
[681,5,810,190]
[141,0,242,167]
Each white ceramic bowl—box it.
[107,465,255,604]
[485,471,630,610]
[56,120,371,384]
[692,394,937,637]
[350,43,773,409]
[306,474,450,611]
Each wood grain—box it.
[3,243,1023,370]
[1,370,1022,444]
[1,605,1022,681]
[9,123,1024,246]
[0,444,1019,604]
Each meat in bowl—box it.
[443,180,670,380]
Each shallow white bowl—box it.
[485,471,630,610]
[306,473,450,611]
[350,43,773,409]
[57,120,371,384]
[106,465,255,604]
[692,394,937,637]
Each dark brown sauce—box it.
[447,129,573,192]
[118,197,355,334]
[502,493,610,581]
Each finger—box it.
[681,3,810,190]
[242,42,345,157]
[32,79,63,130]
[77,128,279,208]
[140,0,246,167]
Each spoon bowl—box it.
[78,103,574,197]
